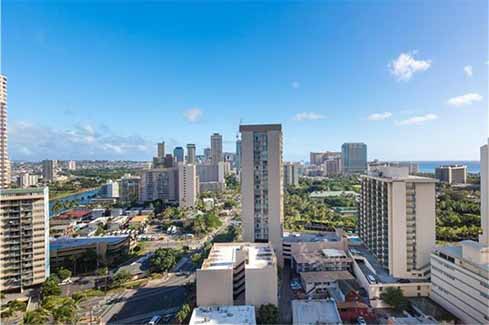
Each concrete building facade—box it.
[342,143,367,174]
[435,165,467,184]
[0,188,50,292]
[119,176,140,203]
[240,124,284,264]
[174,146,184,163]
[178,164,198,208]
[139,168,179,203]
[359,166,436,278]
[284,162,300,187]
[42,160,58,183]
[211,133,223,164]
[0,74,10,189]
[196,243,278,307]
[430,140,489,324]
[17,173,39,188]
[187,144,196,164]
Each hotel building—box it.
[0,74,10,188]
[359,166,437,278]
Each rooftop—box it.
[189,305,256,325]
[239,124,281,132]
[130,214,149,223]
[434,241,489,273]
[292,247,351,265]
[283,231,342,244]
[50,235,129,251]
[201,242,275,270]
[291,299,342,325]
[56,208,92,220]
[300,271,355,283]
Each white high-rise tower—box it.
[0,74,10,189]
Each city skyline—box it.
[3,1,488,162]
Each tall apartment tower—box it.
[187,144,196,164]
[0,74,10,189]
[240,124,283,264]
[67,160,76,171]
[435,165,467,184]
[430,141,489,324]
[359,166,437,278]
[480,140,489,245]
[178,164,198,208]
[42,160,57,183]
[210,133,223,164]
[284,162,299,187]
[0,188,50,292]
[342,143,367,174]
[236,138,242,171]
[157,141,165,158]
[174,146,184,163]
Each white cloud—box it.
[368,112,392,121]
[464,65,473,77]
[396,114,438,126]
[293,112,326,121]
[388,51,431,81]
[10,121,153,160]
[447,93,483,106]
[184,108,203,123]
[291,81,300,89]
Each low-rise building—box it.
[203,198,215,211]
[299,271,355,296]
[189,305,256,325]
[283,230,349,261]
[128,214,149,228]
[50,236,131,269]
[292,247,353,273]
[196,242,278,307]
[291,299,342,325]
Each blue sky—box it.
[2,0,488,162]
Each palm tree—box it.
[23,309,49,325]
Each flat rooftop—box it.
[201,242,275,270]
[434,241,489,272]
[300,271,355,283]
[189,305,256,325]
[50,235,129,251]
[291,299,342,325]
[283,231,341,243]
[292,247,351,265]
[239,124,281,132]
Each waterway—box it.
[49,188,100,216]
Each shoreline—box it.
[49,187,100,201]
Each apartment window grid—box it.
[406,182,417,271]
[253,132,269,242]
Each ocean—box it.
[415,161,480,174]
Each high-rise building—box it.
[42,160,58,182]
[0,74,10,189]
[236,138,242,171]
[196,242,278,307]
[101,180,119,198]
[157,141,165,158]
[323,158,342,177]
[119,176,140,203]
[430,140,489,324]
[67,160,76,171]
[284,162,300,187]
[187,144,196,164]
[435,165,467,184]
[174,146,184,163]
[211,133,223,164]
[17,173,39,188]
[163,154,175,168]
[139,168,179,203]
[178,164,198,208]
[341,143,367,174]
[359,166,437,278]
[204,148,211,163]
[240,124,283,264]
[310,151,341,166]
[0,188,50,292]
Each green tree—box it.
[41,276,61,299]
[191,253,202,266]
[149,248,179,273]
[111,270,132,288]
[176,304,191,324]
[256,304,279,325]
[380,287,409,311]
[56,267,72,281]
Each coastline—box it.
[49,187,100,201]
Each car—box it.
[357,316,367,325]
[148,315,161,325]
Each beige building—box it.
[139,168,179,203]
[284,162,300,187]
[196,243,278,307]
[42,159,58,183]
[0,74,10,189]
[430,141,489,324]
[189,305,256,325]
[17,173,39,188]
[240,124,284,264]
[359,166,436,278]
[67,160,76,170]
[0,188,50,292]
[178,163,198,208]
[211,133,223,164]
[435,165,467,184]
[187,144,196,164]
